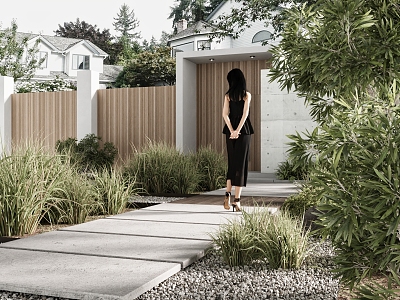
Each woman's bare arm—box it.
[235,92,252,133]
[222,94,234,133]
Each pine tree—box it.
[113,3,141,42]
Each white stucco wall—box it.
[176,52,197,153]
[261,69,315,174]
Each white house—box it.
[168,0,279,53]
[17,32,122,88]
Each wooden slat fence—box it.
[197,60,269,171]
[97,86,176,162]
[12,91,77,150]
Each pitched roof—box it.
[205,0,227,22]
[168,21,218,42]
[14,32,108,56]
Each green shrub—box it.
[276,159,310,181]
[211,207,310,269]
[123,141,200,194]
[281,184,321,218]
[93,168,137,215]
[194,145,227,191]
[56,134,117,172]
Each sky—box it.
[0,0,177,41]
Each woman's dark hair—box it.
[226,68,247,102]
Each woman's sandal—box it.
[224,192,231,210]
[232,198,241,212]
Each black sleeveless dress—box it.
[223,99,254,187]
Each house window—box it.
[197,40,211,51]
[38,51,48,68]
[252,30,272,43]
[72,55,90,70]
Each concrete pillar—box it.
[77,70,99,141]
[0,76,13,153]
[176,54,197,153]
[261,69,314,174]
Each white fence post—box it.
[0,76,13,154]
[77,70,99,141]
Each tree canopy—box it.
[55,18,119,64]
[211,0,316,41]
[0,21,44,81]
[115,47,175,87]
[269,0,400,297]
[169,0,223,31]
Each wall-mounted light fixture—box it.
[250,55,256,59]
[209,58,215,61]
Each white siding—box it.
[66,43,103,76]
[209,0,279,48]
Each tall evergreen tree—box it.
[113,3,141,41]
[169,0,224,31]
[113,3,141,64]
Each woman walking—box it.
[222,68,254,212]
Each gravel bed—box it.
[129,195,185,204]
[137,238,339,300]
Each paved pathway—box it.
[0,175,296,300]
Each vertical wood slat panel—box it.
[197,60,267,171]
[12,91,77,150]
[97,86,176,162]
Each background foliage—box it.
[269,0,400,297]
[0,21,44,81]
[115,46,176,87]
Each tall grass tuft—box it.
[48,168,99,225]
[93,168,137,215]
[0,144,67,236]
[194,145,227,191]
[123,141,199,194]
[211,207,310,269]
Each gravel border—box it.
[137,238,339,300]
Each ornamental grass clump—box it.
[0,144,68,236]
[211,207,310,269]
[93,168,137,215]
[47,167,99,225]
[123,141,199,194]
[194,145,227,191]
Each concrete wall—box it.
[175,53,197,153]
[0,76,13,153]
[260,69,315,174]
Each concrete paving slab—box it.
[0,230,211,268]
[143,203,279,214]
[203,182,298,197]
[0,248,180,300]
[59,218,219,240]
[109,209,242,225]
